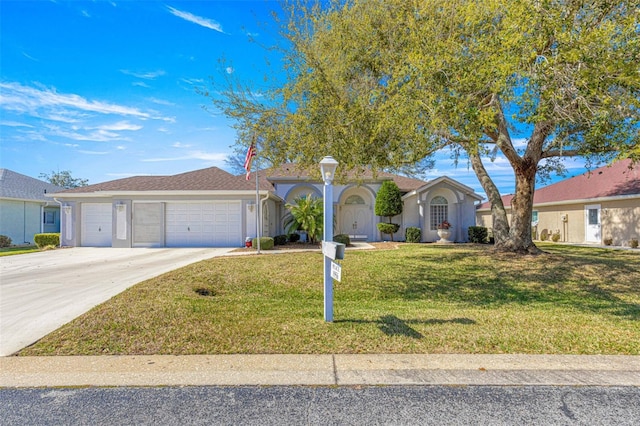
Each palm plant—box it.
[283,195,324,244]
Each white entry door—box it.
[81,203,112,247]
[166,202,241,247]
[584,204,601,243]
[341,205,371,240]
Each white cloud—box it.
[0,121,33,128]
[148,97,175,106]
[0,81,162,120]
[143,151,227,163]
[96,121,143,131]
[172,142,192,148]
[226,67,234,74]
[78,150,109,155]
[121,69,166,80]
[167,6,225,33]
[133,81,151,88]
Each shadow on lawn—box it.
[373,245,640,321]
[336,315,476,339]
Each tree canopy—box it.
[210,0,639,253]
[39,170,88,189]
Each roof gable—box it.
[0,169,64,201]
[407,176,484,201]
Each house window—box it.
[43,211,55,224]
[430,196,448,230]
[345,195,365,205]
[532,211,539,223]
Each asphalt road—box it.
[2,385,639,425]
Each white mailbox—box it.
[322,241,345,260]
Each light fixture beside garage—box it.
[247,201,256,212]
[63,205,72,215]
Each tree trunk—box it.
[499,159,542,254]
[468,151,510,243]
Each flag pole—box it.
[254,135,261,254]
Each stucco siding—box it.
[0,200,43,244]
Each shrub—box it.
[333,234,350,246]
[540,230,549,241]
[283,195,323,243]
[289,233,301,243]
[34,233,60,248]
[377,223,400,238]
[252,237,274,250]
[604,237,613,246]
[374,180,403,241]
[274,235,288,246]
[630,239,639,249]
[405,227,421,243]
[551,232,561,242]
[0,235,12,248]
[468,226,488,244]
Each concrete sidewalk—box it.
[2,354,639,388]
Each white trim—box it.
[476,193,640,212]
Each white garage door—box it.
[165,202,241,247]
[81,203,112,247]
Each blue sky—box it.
[1,0,586,199]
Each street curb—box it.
[2,354,639,388]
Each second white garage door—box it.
[165,202,241,247]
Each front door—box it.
[341,205,370,240]
[584,204,601,243]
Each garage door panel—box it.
[81,203,112,247]
[165,202,241,247]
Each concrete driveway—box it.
[0,247,233,356]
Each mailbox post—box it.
[320,156,339,322]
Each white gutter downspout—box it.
[53,198,63,247]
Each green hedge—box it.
[0,235,12,248]
[34,233,60,248]
[468,226,488,244]
[274,235,288,246]
[252,237,274,250]
[405,227,421,243]
[333,234,350,246]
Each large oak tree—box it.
[210,0,639,254]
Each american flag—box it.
[243,143,256,180]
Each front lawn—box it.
[20,243,640,355]
[0,246,41,257]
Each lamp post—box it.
[320,156,339,322]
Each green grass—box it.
[0,246,41,257]
[20,243,640,356]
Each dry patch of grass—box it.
[20,243,640,356]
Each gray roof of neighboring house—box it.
[0,169,65,202]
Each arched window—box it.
[430,196,448,230]
[345,195,366,205]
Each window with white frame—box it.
[430,196,448,230]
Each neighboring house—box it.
[0,169,64,245]
[476,159,640,246]
[50,164,482,248]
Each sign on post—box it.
[331,261,342,282]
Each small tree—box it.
[283,195,324,244]
[375,180,403,241]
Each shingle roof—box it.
[56,167,274,194]
[477,159,640,209]
[52,164,428,195]
[263,163,427,192]
[0,169,65,201]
